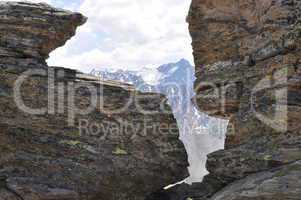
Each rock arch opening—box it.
[44,0,228,185]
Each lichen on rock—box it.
[0,1,189,200]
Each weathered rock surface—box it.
[210,161,301,200]
[189,0,301,120]
[0,2,189,200]
[0,1,86,61]
[167,0,301,200]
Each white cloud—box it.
[2,0,194,71]
[48,0,193,72]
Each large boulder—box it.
[0,2,189,200]
[210,161,301,200]
[181,0,301,199]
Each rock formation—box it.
[0,2,189,200]
[0,1,85,61]
[164,0,301,199]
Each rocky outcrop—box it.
[0,1,86,61]
[211,160,301,200]
[0,2,188,200]
[175,0,301,199]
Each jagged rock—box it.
[184,0,301,199]
[210,161,301,200]
[0,2,189,200]
[206,133,301,180]
[0,1,86,61]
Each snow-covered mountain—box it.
[90,59,228,183]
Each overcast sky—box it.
[4,0,193,72]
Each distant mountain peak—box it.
[158,58,193,74]
[177,58,191,66]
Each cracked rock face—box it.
[163,0,301,200]
[0,2,189,200]
[188,0,301,120]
